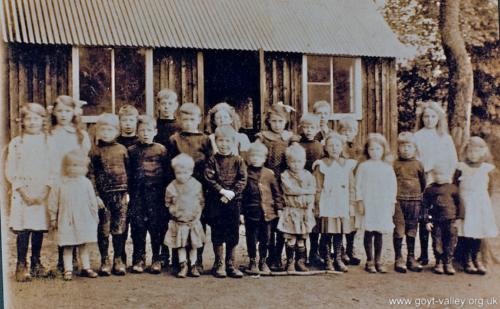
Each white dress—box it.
[456,162,498,238]
[48,176,99,246]
[355,160,397,233]
[5,134,52,231]
[414,128,457,183]
[49,126,91,177]
[314,159,357,234]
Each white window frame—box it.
[302,55,362,120]
[71,47,154,123]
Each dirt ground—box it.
[3,190,500,308]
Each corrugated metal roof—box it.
[1,0,408,57]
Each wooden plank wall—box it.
[153,48,200,115]
[7,44,71,138]
[262,53,302,131]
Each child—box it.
[49,95,91,272]
[168,102,212,272]
[206,102,251,156]
[313,133,357,272]
[5,103,52,281]
[393,132,426,273]
[338,116,363,266]
[355,133,397,273]
[256,102,298,269]
[154,88,180,147]
[48,150,99,281]
[165,154,205,278]
[422,165,464,275]
[204,126,247,278]
[312,100,333,143]
[298,114,324,266]
[89,113,129,276]
[128,115,170,274]
[414,101,458,265]
[242,141,284,274]
[116,104,140,148]
[455,137,498,275]
[278,143,316,272]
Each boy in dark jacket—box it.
[242,141,284,274]
[128,115,170,274]
[89,113,130,276]
[116,105,140,148]
[205,126,247,278]
[422,165,464,275]
[154,88,180,147]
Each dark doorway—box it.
[204,50,260,138]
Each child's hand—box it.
[17,187,35,205]
[220,189,235,200]
[97,197,105,209]
[220,196,230,204]
[50,220,57,231]
[240,215,245,225]
[357,201,365,215]
[125,194,130,204]
[426,223,433,232]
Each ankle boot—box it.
[295,246,309,272]
[406,236,422,272]
[212,245,226,278]
[30,256,49,278]
[248,258,258,274]
[418,225,429,265]
[346,232,360,265]
[374,233,387,273]
[464,252,478,274]
[308,233,323,266]
[333,235,348,272]
[393,237,406,273]
[113,257,126,276]
[226,246,243,278]
[259,257,271,274]
[471,239,486,275]
[285,245,295,272]
[196,246,204,272]
[340,243,350,265]
[364,232,375,273]
[177,261,188,278]
[433,257,444,274]
[324,243,334,271]
[16,262,31,282]
[99,256,112,276]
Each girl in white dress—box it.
[5,103,52,281]
[48,150,99,281]
[414,101,458,265]
[48,95,91,271]
[313,132,357,272]
[355,133,397,273]
[455,137,498,275]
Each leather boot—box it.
[333,234,348,272]
[212,245,226,278]
[393,237,407,273]
[295,246,309,272]
[374,233,387,273]
[346,231,360,265]
[258,257,271,274]
[30,256,49,278]
[285,245,295,272]
[16,262,31,282]
[406,236,422,272]
[471,239,486,275]
[226,246,243,278]
[418,224,429,265]
[248,258,259,274]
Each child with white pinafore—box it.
[355,133,397,274]
[5,103,52,282]
[413,101,458,266]
[455,137,498,275]
[313,132,357,273]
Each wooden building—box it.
[1,0,407,145]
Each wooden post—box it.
[145,48,154,116]
[259,49,266,130]
[196,52,204,122]
[71,47,79,99]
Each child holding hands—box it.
[165,154,205,278]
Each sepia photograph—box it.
[0,0,499,308]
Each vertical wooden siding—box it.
[7,44,71,138]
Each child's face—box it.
[248,153,266,167]
[120,115,138,135]
[23,111,44,135]
[269,114,287,134]
[66,162,87,177]
[314,106,330,127]
[288,156,305,173]
[301,123,319,140]
[97,124,119,143]
[174,167,192,184]
[158,97,178,118]
[340,126,358,142]
[368,142,384,160]
[466,145,486,163]
[325,139,343,159]
[214,109,233,127]
[137,123,157,144]
[422,108,439,129]
[180,113,201,132]
[54,103,74,126]
[215,136,234,155]
[399,142,416,160]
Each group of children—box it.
[5,90,498,282]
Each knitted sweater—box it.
[89,140,129,195]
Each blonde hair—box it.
[171,153,195,171]
[285,143,306,162]
[62,149,89,177]
[118,104,139,118]
[462,136,493,163]
[415,101,449,136]
[338,116,358,132]
[299,113,320,128]
[50,95,85,145]
[179,102,201,117]
[214,125,236,141]
[206,102,241,133]
[312,100,331,113]
[137,115,157,129]
[324,132,347,158]
[363,133,393,163]
[96,113,120,130]
[20,103,47,132]
[156,88,178,102]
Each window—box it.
[303,55,362,119]
[72,47,153,122]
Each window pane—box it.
[115,48,146,113]
[80,48,112,115]
[307,84,331,112]
[307,56,330,83]
[332,58,353,114]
